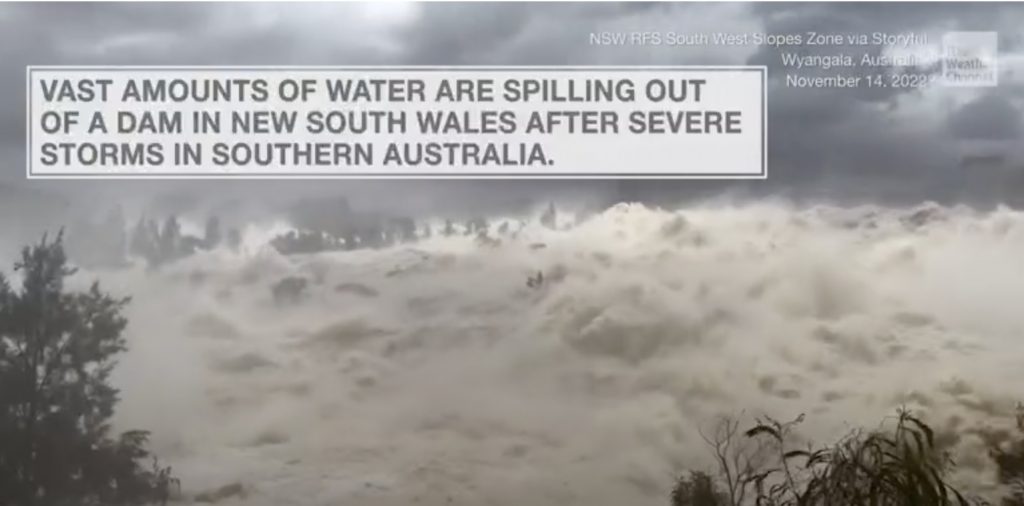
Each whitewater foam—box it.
[76,201,1024,504]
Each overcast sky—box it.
[2,1,1024,219]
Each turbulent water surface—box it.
[73,202,1024,505]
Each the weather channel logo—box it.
[942,31,998,87]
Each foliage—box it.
[283,196,420,252]
[129,214,223,267]
[270,230,345,255]
[203,216,222,250]
[989,407,1024,505]
[540,202,557,229]
[442,219,456,237]
[671,471,728,506]
[674,409,978,506]
[0,231,176,506]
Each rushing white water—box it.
[74,201,1024,505]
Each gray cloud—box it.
[2,1,1024,215]
[949,91,1023,140]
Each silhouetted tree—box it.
[288,197,352,238]
[358,224,384,249]
[341,230,358,250]
[465,217,488,236]
[129,217,159,267]
[991,407,1024,505]
[178,235,203,257]
[157,217,182,263]
[0,232,175,505]
[391,217,417,244]
[270,230,342,255]
[202,216,222,250]
[104,206,128,261]
[671,411,977,506]
[540,202,557,229]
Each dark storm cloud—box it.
[729,2,1024,204]
[2,1,1024,214]
[0,2,400,147]
[399,2,676,65]
[949,91,1023,140]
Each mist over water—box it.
[62,201,1024,505]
